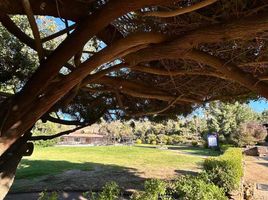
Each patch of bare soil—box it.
[244,156,268,200]
[10,166,145,193]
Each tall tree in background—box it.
[1,0,268,197]
[206,101,258,140]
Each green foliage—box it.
[136,139,142,144]
[206,102,258,140]
[32,120,69,147]
[146,134,157,144]
[172,175,227,200]
[191,141,198,147]
[157,134,169,145]
[131,179,167,200]
[260,110,268,123]
[99,121,134,142]
[151,140,157,145]
[203,148,243,193]
[38,191,58,200]
[0,16,38,91]
[98,181,120,200]
[170,135,183,144]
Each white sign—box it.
[208,134,217,147]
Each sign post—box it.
[207,133,218,149]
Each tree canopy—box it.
[1,1,268,197]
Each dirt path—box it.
[244,156,268,200]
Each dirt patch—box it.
[244,156,268,183]
[11,166,145,193]
[244,156,268,200]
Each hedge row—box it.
[203,147,243,193]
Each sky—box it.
[249,99,268,113]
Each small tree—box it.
[231,122,267,147]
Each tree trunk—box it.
[0,133,33,200]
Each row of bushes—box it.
[203,147,243,193]
[135,134,202,146]
[39,148,243,200]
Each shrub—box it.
[170,135,183,144]
[38,191,58,200]
[231,122,267,147]
[203,148,243,193]
[191,141,198,147]
[136,139,142,144]
[157,134,169,145]
[172,175,227,200]
[151,140,157,145]
[131,179,167,200]
[98,182,120,200]
[146,134,157,144]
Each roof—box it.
[62,132,104,138]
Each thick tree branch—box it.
[125,12,268,65]
[16,0,176,103]
[92,76,200,104]
[140,0,218,18]
[29,126,84,141]
[185,50,268,99]
[22,0,44,60]
[0,32,164,155]
[41,24,76,43]
[131,65,228,80]
[0,13,36,49]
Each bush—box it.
[157,134,169,145]
[151,140,157,145]
[98,182,120,200]
[131,179,167,200]
[146,134,157,144]
[172,175,227,200]
[170,135,183,144]
[191,141,198,147]
[231,122,267,147]
[136,139,142,144]
[38,191,58,200]
[203,148,243,193]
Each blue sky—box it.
[249,99,268,113]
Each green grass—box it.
[16,145,220,180]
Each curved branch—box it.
[22,0,44,60]
[129,95,184,117]
[141,0,217,18]
[29,126,84,141]
[0,13,36,49]
[125,12,268,65]
[185,50,268,99]
[41,24,76,43]
[131,65,228,80]
[93,76,201,104]
[44,115,85,126]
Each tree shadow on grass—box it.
[11,160,146,193]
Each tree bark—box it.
[0,137,33,200]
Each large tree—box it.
[1,0,268,198]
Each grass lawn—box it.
[16,144,219,179]
[12,144,220,192]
